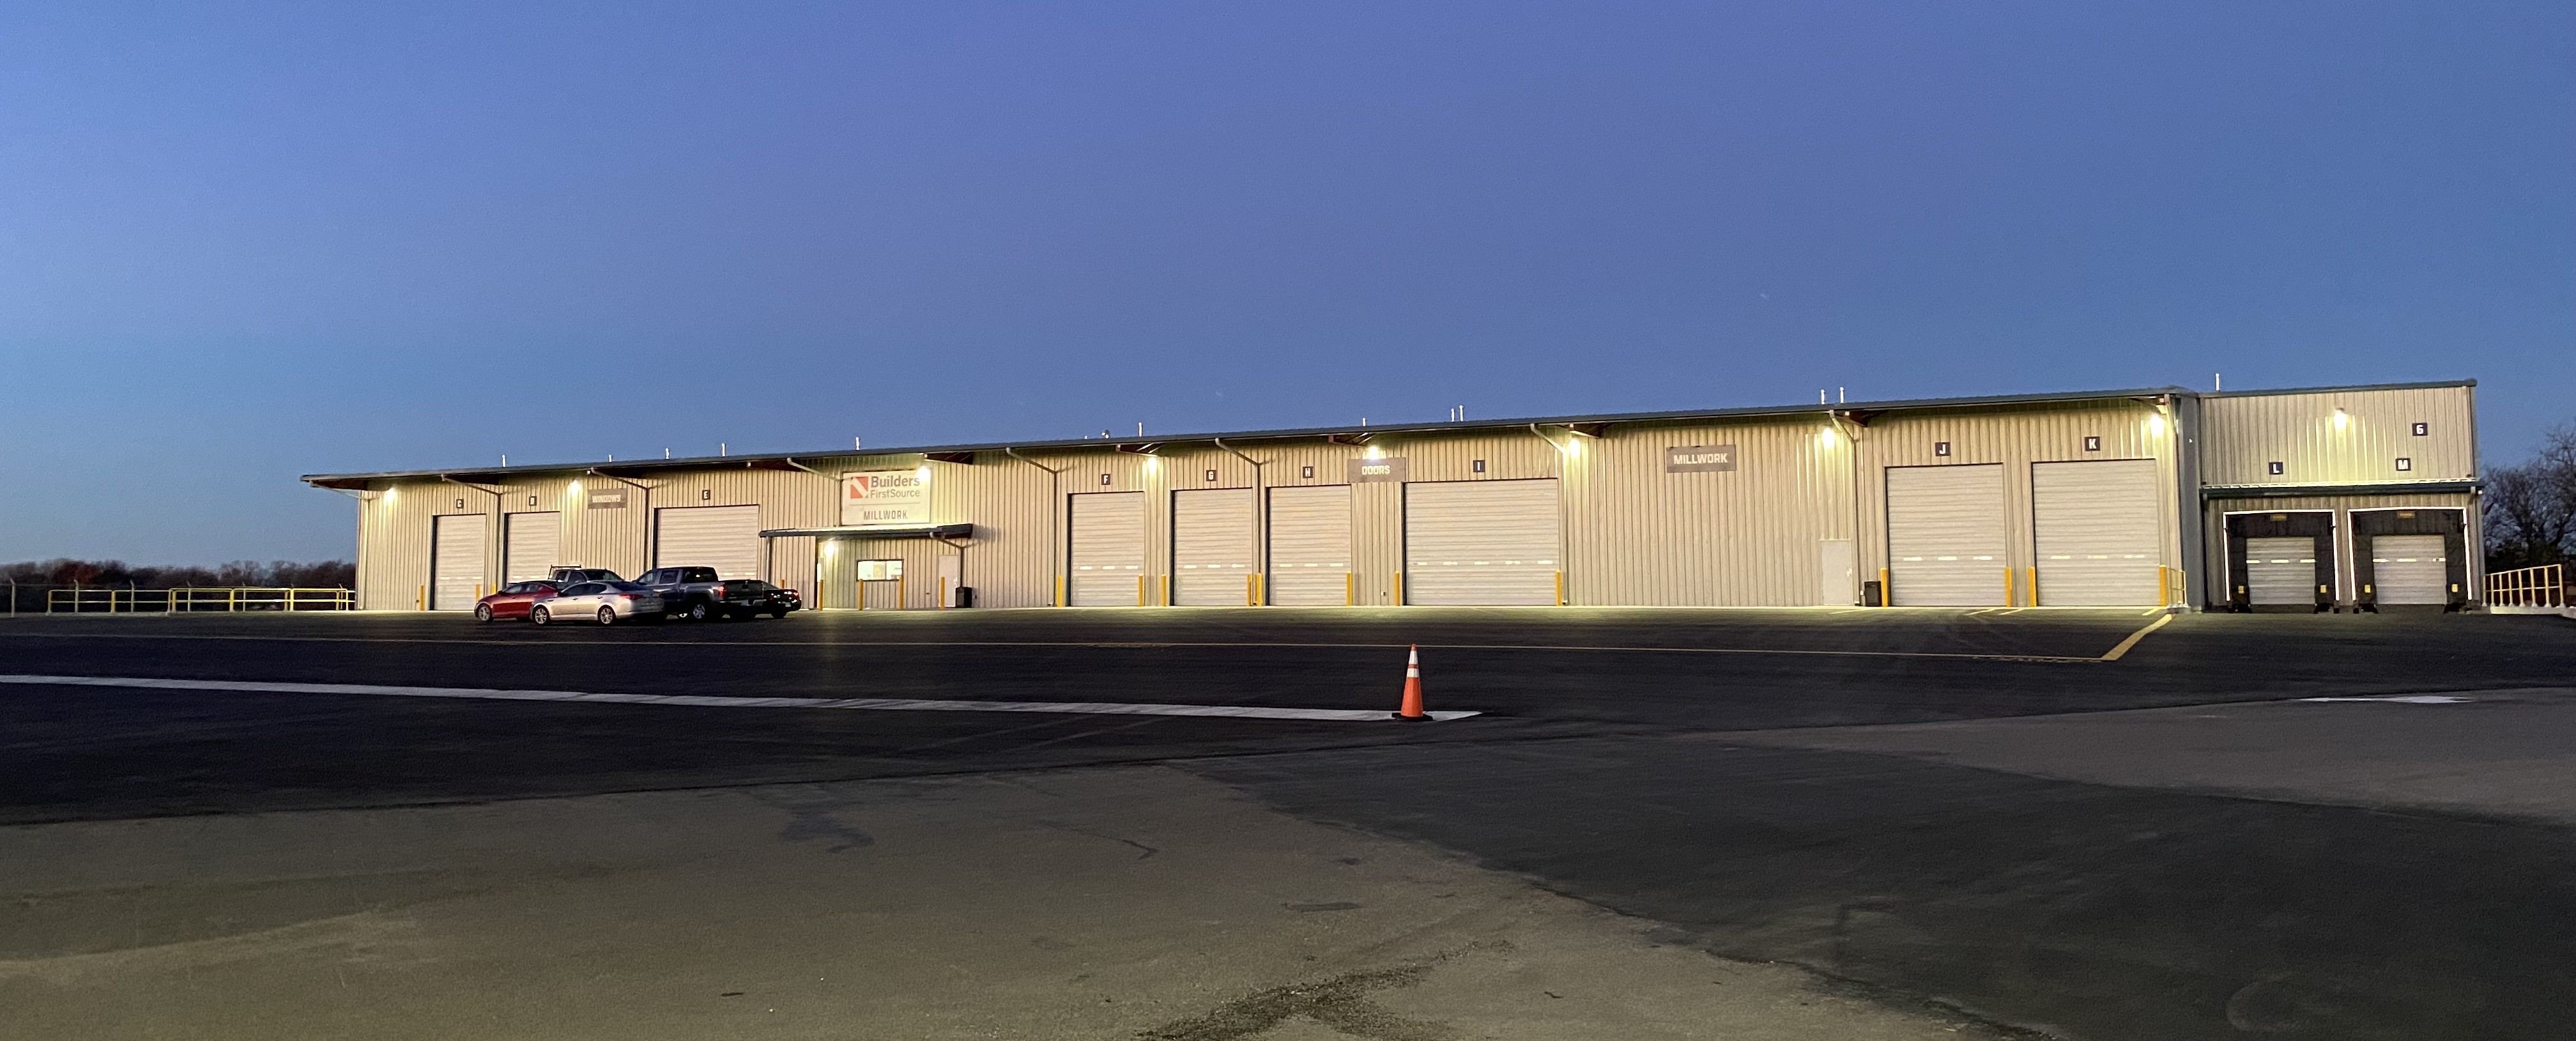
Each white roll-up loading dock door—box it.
[1404,479,1561,606]
[2243,536,2321,605]
[2370,535,2449,604]
[1069,491,1146,606]
[1268,485,1351,606]
[1171,488,1255,605]
[504,513,560,583]
[655,505,761,580]
[430,514,488,610]
[1885,465,2005,606]
[2030,459,2162,606]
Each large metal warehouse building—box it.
[305,380,2482,614]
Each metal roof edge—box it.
[2201,479,2481,499]
[293,383,2207,486]
[756,523,974,539]
[2202,378,2476,399]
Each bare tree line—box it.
[2485,423,2576,571]
[1,559,356,590]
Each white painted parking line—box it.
[2299,695,2471,704]
[0,675,1481,721]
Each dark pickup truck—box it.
[633,567,799,621]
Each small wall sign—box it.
[587,489,628,509]
[1664,444,1738,473]
[1347,457,1409,483]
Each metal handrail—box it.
[2485,564,2566,609]
[45,587,356,613]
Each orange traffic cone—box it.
[1392,644,1429,721]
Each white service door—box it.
[1268,485,1352,606]
[2372,534,2449,604]
[656,505,761,580]
[1818,539,1856,606]
[430,514,489,610]
[1885,465,2006,606]
[1404,479,1561,606]
[937,554,962,607]
[1171,488,1255,606]
[2242,536,2321,605]
[2030,460,2163,606]
[1069,492,1146,606]
[504,513,561,583]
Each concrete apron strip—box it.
[0,632,2121,663]
[0,675,1480,722]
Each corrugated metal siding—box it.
[2202,387,2475,487]
[816,535,956,610]
[2199,492,2480,606]
[1565,417,1853,606]
[341,397,2246,612]
[1854,400,2183,598]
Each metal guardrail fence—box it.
[36,586,357,613]
[2485,564,2566,610]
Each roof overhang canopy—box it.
[758,523,974,540]
[2202,480,2480,500]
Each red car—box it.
[473,581,560,622]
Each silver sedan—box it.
[530,581,665,626]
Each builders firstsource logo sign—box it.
[841,470,930,526]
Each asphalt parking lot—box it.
[4,607,2574,1039]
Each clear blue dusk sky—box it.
[2,3,2568,562]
